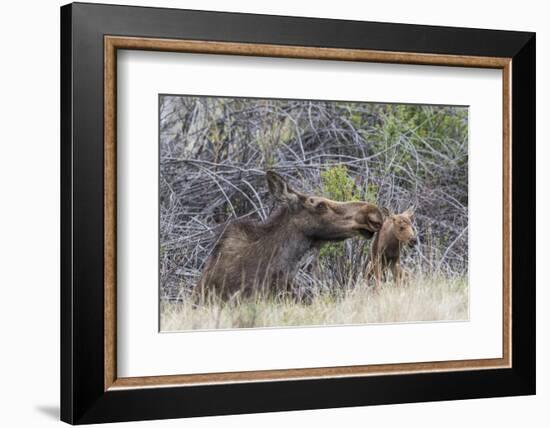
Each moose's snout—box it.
[354,205,384,238]
[370,219,383,231]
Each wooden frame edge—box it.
[103,35,512,391]
[105,35,511,68]
[104,36,117,390]
[502,61,513,369]
[109,357,508,390]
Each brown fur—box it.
[366,207,416,288]
[195,171,385,300]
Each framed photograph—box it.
[60,2,535,424]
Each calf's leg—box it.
[391,261,403,287]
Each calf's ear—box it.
[380,206,391,218]
[266,171,300,206]
[403,205,415,219]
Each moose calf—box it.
[196,171,385,301]
[366,207,416,288]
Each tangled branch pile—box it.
[160,95,468,301]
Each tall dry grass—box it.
[160,275,468,331]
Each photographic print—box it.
[159,95,468,331]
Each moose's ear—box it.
[403,205,415,219]
[380,206,391,218]
[266,171,300,206]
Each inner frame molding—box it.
[104,35,512,391]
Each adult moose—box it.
[195,171,385,301]
[366,207,416,288]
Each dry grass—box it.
[160,275,468,331]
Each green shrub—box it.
[321,164,361,202]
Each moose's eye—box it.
[316,201,327,211]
